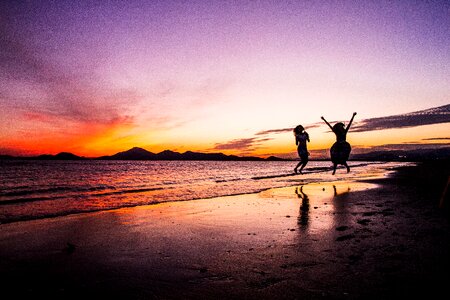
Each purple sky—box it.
[1,0,449,156]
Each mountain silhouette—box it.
[2,147,448,161]
[351,147,450,161]
[157,150,183,160]
[35,152,85,160]
[98,148,267,161]
[266,155,286,161]
[98,147,157,160]
[0,147,277,161]
[180,151,262,161]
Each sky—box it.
[1,0,449,158]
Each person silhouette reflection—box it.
[295,186,310,227]
[321,112,357,175]
[293,125,310,174]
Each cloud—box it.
[255,124,321,136]
[212,104,450,158]
[212,137,272,152]
[255,128,292,135]
[422,137,450,141]
[352,104,450,132]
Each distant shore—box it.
[0,160,449,299]
[2,145,449,161]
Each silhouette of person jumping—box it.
[293,125,310,174]
[321,112,357,175]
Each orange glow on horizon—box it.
[2,116,449,158]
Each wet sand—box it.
[0,160,449,299]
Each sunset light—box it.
[1,1,449,157]
[1,2,450,298]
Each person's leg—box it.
[332,163,337,175]
[297,162,305,174]
[299,156,309,174]
[344,162,350,173]
[294,161,302,173]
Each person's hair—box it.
[332,122,345,133]
[294,125,304,135]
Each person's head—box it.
[332,122,345,133]
[294,125,304,135]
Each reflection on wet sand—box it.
[331,184,352,234]
[332,184,351,197]
[295,186,310,228]
[290,182,379,240]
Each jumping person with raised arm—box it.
[321,112,357,175]
[293,125,310,174]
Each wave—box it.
[0,160,398,224]
[215,178,246,183]
[0,185,117,197]
[92,187,165,197]
[0,187,165,206]
[251,162,381,180]
[0,202,162,224]
[251,166,331,180]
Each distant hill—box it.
[97,147,157,160]
[0,152,85,160]
[0,147,285,161]
[35,152,86,160]
[266,155,287,161]
[98,147,268,161]
[178,150,264,161]
[351,147,450,161]
[2,146,447,162]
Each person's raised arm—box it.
[345,112,357,132]
[321,116,333,131]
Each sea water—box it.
[0,160,408,223]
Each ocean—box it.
[0,160,407,223]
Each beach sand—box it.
[0,161,449,299]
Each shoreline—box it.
[0,160,449,299]
[0,161,407,225]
